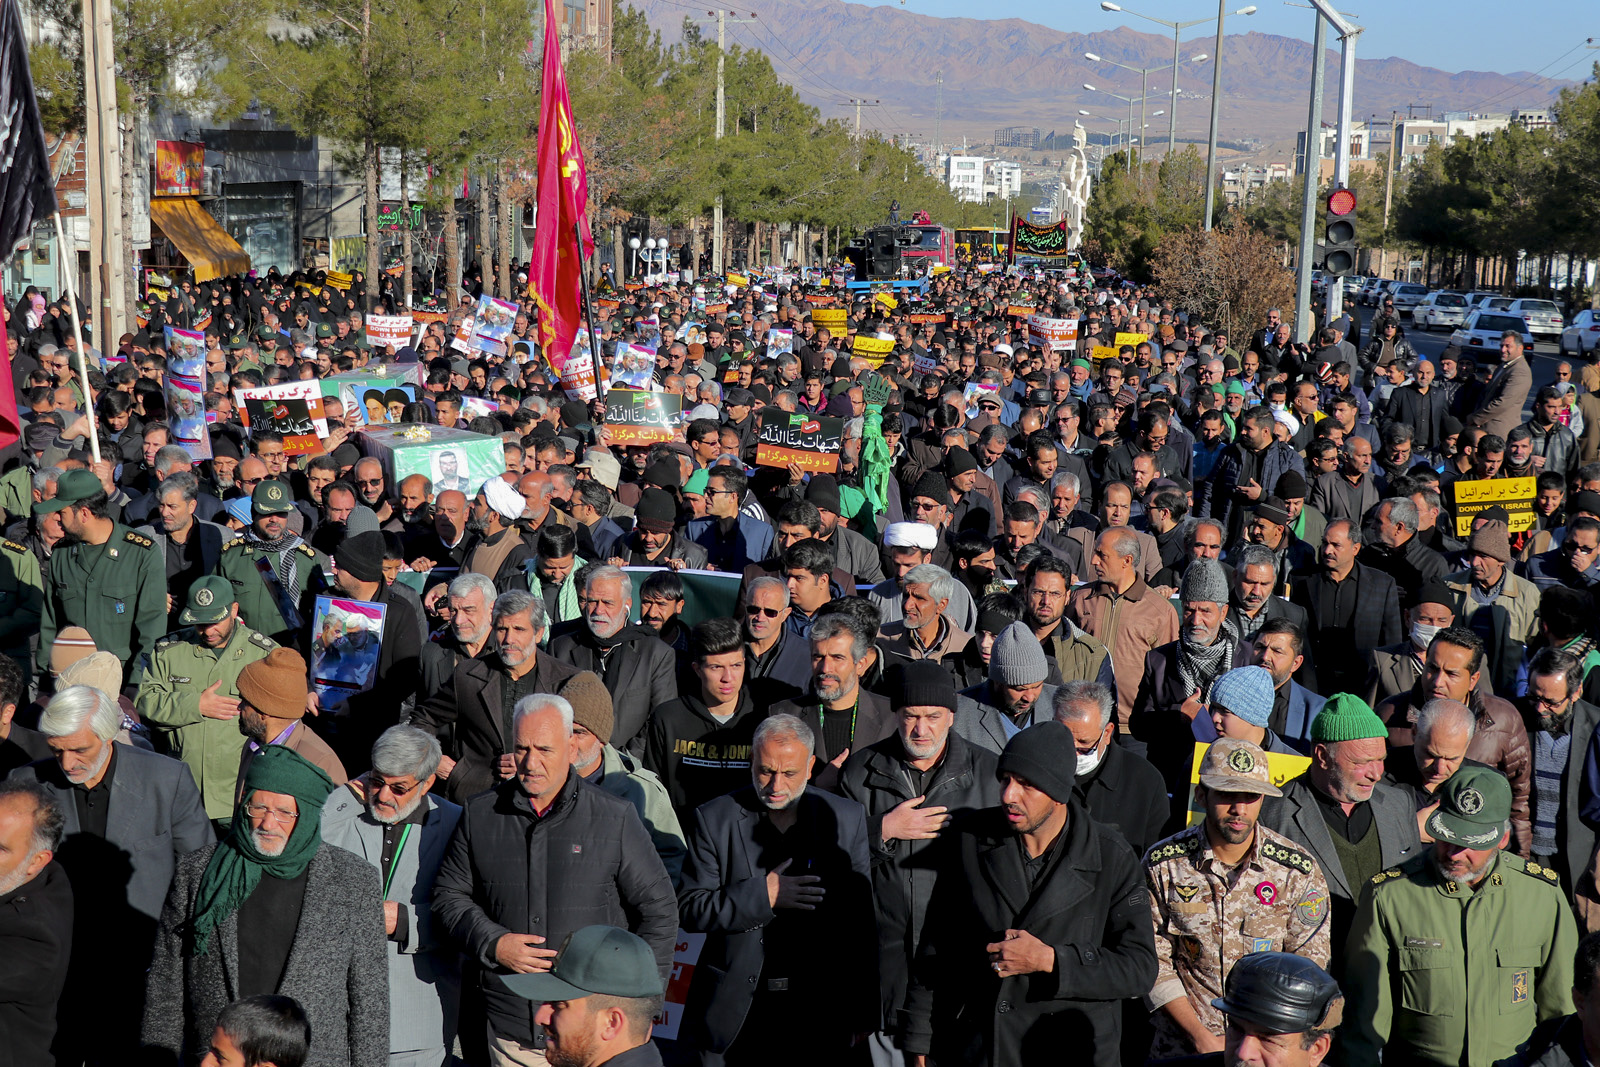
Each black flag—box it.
[0,0,58,255]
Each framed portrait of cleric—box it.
[311,596,386,701]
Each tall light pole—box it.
[1099,2,1255,159]
[702,10,757,275]
[1085,52,1206,157]
[1084,84,1155,168]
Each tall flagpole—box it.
[576,221,602,396]
[53,211,102,462]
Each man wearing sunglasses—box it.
[321,725,462,1067]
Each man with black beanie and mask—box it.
[900,721,1158,1067]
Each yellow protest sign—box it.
[325,270,353,290]
[1114,332,1149,349]
[727,272,749,288]
[1091,345,1119,364]
[851,334,895,367]
[1185,742,1310,827]
[812,309,847,333]
[1452,477,1538,537]
[874,292,899,311]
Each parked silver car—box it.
[1506,298,1564,342]
[1413,292,1469,331]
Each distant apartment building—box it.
[988,160,1023,201]
[1510,108,1553,131]
[994,126,1041,149]
[1221,163,1293,206]
[946,155,986,202]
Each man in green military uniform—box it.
[215,479,321,645]
[1343,765,1577,1067]
[0,532,44,683]
[136,576,278,826]
[35,467,166,683]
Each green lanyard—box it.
[381,822,413,900]
[818,698,859,745]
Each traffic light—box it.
[1324,187,1357,277]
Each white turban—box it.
[884,522,939,550]
[483,476,526,523]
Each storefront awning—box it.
[149,197,251,281]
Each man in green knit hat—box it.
[142,743,390,1067]
[1260,692,1424,956]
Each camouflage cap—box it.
[1197,738,1282,798]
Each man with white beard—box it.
[678,713,879,1064]
[322,725,464,1067]
[11,684,211,1061]
[143,744,390,1067]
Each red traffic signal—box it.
[1327,187,1357,217]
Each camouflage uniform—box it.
[1144,820,1332,1058]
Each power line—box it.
[1456,36,1592,114]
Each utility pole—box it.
[1381,109,1399,279]
[83,0,124,340]
[706,9,755,276]
[1319,0,1361,327]
[1201,0,1227,230]
[1292,9,1327,343]
[848,98,878,140]
[934,70,943,159]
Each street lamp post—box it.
[1084,83,1156,168]
[1099,1,1254,160]
[627,236,641,279]
[1084,51,1206,158]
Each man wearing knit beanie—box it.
[950,622,1056,754]
[560,671,686,883]
[1260,692,1420,949]
[1450,518,1539,693]
[235,647,348,794]
[901,719,1157,1067]
[1207,665,1299,756]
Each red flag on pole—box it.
[528,0,595,391]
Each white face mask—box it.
[1411,621,1442,650]
[1075,737,1107,777]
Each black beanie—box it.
[337,530,387,583]
[890,660,957,713]
[806,474,842,515]
[944,447,979,478]
[910,471,952,508]
[996,721,1078,802]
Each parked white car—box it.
[1414,291,1469,331]
[1559,309,1600,357]
[1449,309,1535,351]
[1505,298,1564,342]
[1390,282,1428,315]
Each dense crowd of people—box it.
[3,259,1600,1067]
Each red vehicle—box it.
[897,223,953,269]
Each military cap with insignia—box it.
[1198,737,1283,797]
[180,575,235,626]
[251,479,295,515]
[1426,765,1511,849]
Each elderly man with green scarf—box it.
[141,744,390,1067]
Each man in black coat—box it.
[0,778,72,1067]
[838,663,1001,1059]
[546,565,677,753]
[432,693,678,1065]
[1049,680,1167,857]
[678,712,878,1066]
[412,589,580,802]
[901,722,1158,1067]
[1290,519,1403,699]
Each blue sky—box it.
[871,0,1599,78]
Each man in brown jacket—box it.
[1463,330,1534,439]
[1376,625,1532,856]
[1067,528,1179,728]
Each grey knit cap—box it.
[1181,558,1230,606]
[988,621,1049,687]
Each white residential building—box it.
[945,154,987,202]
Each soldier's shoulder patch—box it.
[223,538,245,551]
[1259,837,1314,875]
[123,530,153,547]
[1,539,26,554]
[1146,830,1201,866]
[295,543,316,558]
[1522,860,1560,886]
[153,631,188,651]
[247,630,277,651]
[1370,866,1403,887]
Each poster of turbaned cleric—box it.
[610,342,657,389]
[473,294,518,353]
[755,408,843,474]
[604,389,681,445]
[163,326,213,460]
[311,596,386,701]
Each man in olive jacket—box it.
[838,662,1001,1059]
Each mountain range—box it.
[637,0,1578,147]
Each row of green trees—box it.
[30,1,1008,303]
